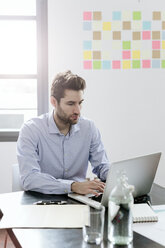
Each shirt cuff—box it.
[62,179,75,194]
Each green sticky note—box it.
[132,60,141,68]
[133,11,141,20]
[93,61,101,69]
[162,60,165,68]
[123,41,131,50]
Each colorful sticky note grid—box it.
[133,11,141,20]
[142,60,151,68]
[152,41,160,49]
[83,12,92,21]
[93,60,101,69]
[112,60,121,69]
[83,61,92,69]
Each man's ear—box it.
[50,96,57,107]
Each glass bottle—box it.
[108,174,134,245]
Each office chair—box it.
[12,164,23,192]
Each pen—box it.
[33,200,67,205]
[147,200,154,211]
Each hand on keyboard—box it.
[71,179,105,196]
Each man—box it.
[17,71,110,195]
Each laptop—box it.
[68,152,161,209]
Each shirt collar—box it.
[48,110,80,135]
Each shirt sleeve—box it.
[17,123,74,194]
[89,121,110,181]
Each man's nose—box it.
[74,104,81,114]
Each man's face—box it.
[55,89,84,125]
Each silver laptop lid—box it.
[101,152,161,207]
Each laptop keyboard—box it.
[90,193,103,203]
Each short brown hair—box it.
[51,70,86,103]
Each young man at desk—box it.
[17,71,110,196]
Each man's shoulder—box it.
[21,113,49,131]
[79,116,96,129]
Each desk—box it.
[0,183,165,248]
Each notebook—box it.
[133,203,158,223]
[68,152,161,208]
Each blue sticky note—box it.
[162,31,165,40]
[152,60,160,68]
[83,22,92,31]
[143,21,151,30]
[102,60,111,69]
[83,41,92,50]
[112,11,121,20]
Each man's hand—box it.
[71,180,105,196]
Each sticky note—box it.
[152,31,160,40]
[102,31,111,40]
[83,41,92,50]
[83,12,92,21]
[123,21,131,30]
[93,21,102,31]
[122,60,131,69]
[92,41,101,50]
[152,60,160,68]
[132,41,141,50]
[103,22,111,31]
[142,31,151,40]
[122,11,131,21]
[112,11,121,20]
[162,41,165,49]
[152,50,160,58]
[111,21,122,30]
[152,41,160,49]
[93,51,101,59]
[112,60,121,69]
[132,50,140,59]
[113,31,121,40]
[112,41,121,50]
[102,60,111,69]
[122,51,131,59]
[93,31,101,40]
[143,21,151,30]
[133,11,141,20]
[93,12,102,20]
[162,31,165,40]
[132,60,140,68]
[162,60,165,68]
[132,21,142,31]
[83,51,92,60]
[123,41,131,50]
[153,11,161,20]
[83,61,92,69]
[83,22,92,31]
[102,51,111,60]
[93,61,101,69]
[133,32,141,40]
[162,50,165,58]
[142,60,151,68]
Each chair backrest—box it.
[12,164,23,192]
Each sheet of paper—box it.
[133,205,165,246]
[0,204,89,229]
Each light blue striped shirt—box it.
[17,111,110,194]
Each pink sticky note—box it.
[83,12,92,21]
[84,61,92,69]
[142,60,151,68]
[152,41,160,49]
[112,60,121,69]
[122,51,131,59]
[142,31,151,40]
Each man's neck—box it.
[53,113,70,136]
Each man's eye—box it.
[68,103,74,106]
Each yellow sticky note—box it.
[83,51,92,60]
[132,50,140,59]
[123,60,131,69]
[103,22,111,31]
[162,41,165,49]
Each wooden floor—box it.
[0,230,15,248]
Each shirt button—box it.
[64,190,67,193]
